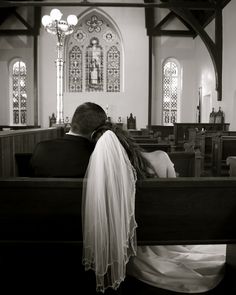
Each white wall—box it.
[194,1,236,130]
[222,0,236,130]
[39,4,149,129]
[1,1,235,130]
[152,34,197,125]
[0,37,34,125]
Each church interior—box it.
[1,0,236,294]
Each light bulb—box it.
[67,15,78,26]
[50,9,62,21]
[41,15,52,27]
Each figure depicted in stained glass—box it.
[86,37,103,91]
[90,58,100,85]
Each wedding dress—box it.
[127,150,226,293]
[82,130,226,293]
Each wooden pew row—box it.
[173,123,230,147]
[212,136,236,176]
[0,177,235,294]
[0,125,40,131]
[14,150,202,177]
[0,127,64,177]
[168,151,202,177]
[148,125,174,140]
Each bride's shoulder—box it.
[142,150,169,161]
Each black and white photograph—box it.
[0,0,235,294]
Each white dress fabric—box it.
[127,150,226,293]
[82,130,137,293]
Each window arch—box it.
[66,8,123,93]
[162,58,181,125]
[9,59,27,125]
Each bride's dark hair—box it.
[91,122,155,179]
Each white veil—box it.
[82,130,137,293]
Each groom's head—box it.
[71,102,107,137]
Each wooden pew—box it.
[212,135,236,176]
[173,123,230,148]
[182,130,236,176]
[148,125,174,140]
[189,130,221,176]
[0,177,235,294]
[168,151,202,177]
[0,125,41,131]
[0,127,64,177]
[14,150,202,177]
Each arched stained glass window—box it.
[11,60,27,125]
[162,59,180,125]
[69,46,83,92]
[66,9,122,93]
[107,46,120,92]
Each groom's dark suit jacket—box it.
[30,134,95,177]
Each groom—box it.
[30,102,107,177]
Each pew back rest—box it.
[15,153,33,176]
[15,151,201,177]
[1,177,236,245]
[222,136,236,160]
[168,151,201,177]
[148,125,174,139]
[212,136,236,175]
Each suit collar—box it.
[64,134,91,142]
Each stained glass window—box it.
[162,60,180,125]
[67,9,122,93]
[86,37,103,92]
[69,46,83,92]
[12,60,27,125]
[107,46,120,92]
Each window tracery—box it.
[162,59,180,125]
[11,60,27,125]
[67,9,122,93]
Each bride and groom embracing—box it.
[31,102,226,294]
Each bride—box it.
[82,122,226,293]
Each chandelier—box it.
[42,9,78,125]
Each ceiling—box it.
[0,0,232,37]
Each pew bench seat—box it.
[0,177,236,294]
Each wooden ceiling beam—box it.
[173,13,196,36]
[0,29,34,35]
[0,1,217,9]
[33,7,41,36]
[170,7,223,101]
[153,11,175,31]
[13,11,33,30]
[148,29,195,37]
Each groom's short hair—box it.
[71,102,107,136]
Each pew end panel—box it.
[212,135,236,176]
[168,151,202,177]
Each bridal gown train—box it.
[127,150,226,293]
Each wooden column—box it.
[148,35,152,128]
